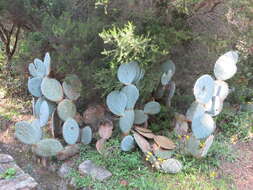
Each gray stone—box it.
[57,161,74,178]
[0,154,14,163]
[78,160,112,181]
[0,154,38,190]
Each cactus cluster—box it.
[15,53,93,157]
[178,51,239,158]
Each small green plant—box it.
[0,168,17,179]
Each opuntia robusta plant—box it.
[15,53,92,158]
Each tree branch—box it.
[10,25,20,57]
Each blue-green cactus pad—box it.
[192,113,216,139]
[134,110,148,124]
[121,135,135,151]
[81,126,92,145]
[106,90,127,116]
[161,60,176,75]
[119,110,134,133]
[121,85,139,109]
[161,71,173,86]
[117,62,139,85]
[186,101,205,121]
[144,101,161,115]
[34,138,63,157]
[62,74,82,101]
[28,77,43,97]
[57,99,77,121]
[44,52,51,76]
[161,158,182,174]
[15,121,42,145]
[194,74,215,104]
[28,58,46,78]
[39,100,50,127]
[35,97,56,118]
[41,77,64,102]
[62,118,80,145]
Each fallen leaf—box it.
[154,135,176,150]
[133,132,151,153]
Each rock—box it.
[78,160,112,181]
[0,154,14,163]
[0,154,38,190]
[83,104,106,129]
[57,161,74,178]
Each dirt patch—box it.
[219,141,253,190]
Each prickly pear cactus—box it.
[62,118,80,145]
[62,74,82,101]
[106,91,127,116]
[57,99,77,121]
[28,77,43,97]
[28,58,46,78]
[144,101,161,115]
[119,110,134,134]
[81,126,92,145]
[134,110,148,125]
[15,121,42,145]
[121,85,139,109]
[41,77,64,102]
[33,138,63,157]
[120,135,135,151]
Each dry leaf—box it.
[98,121,113,139]
[134,126,152,133]
[136,130,155,139]
[154,135,176,150]
[96,138,106,154]
[133,132,151,153]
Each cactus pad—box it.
[81,126,92,145]
[120,135,135,151]
[98,122,113,139]
[44,52,51,76]
[161,158,182,174]
[161,71,173,86]
[62,118,80,145]
[41,77,64,102]
[15,121,42,145]
[194,74,215,104]
[106,90,127,116]
[192,113,216,139]
[133,132,151,153]
[185,135,200,157]
[35,97,56,118]
[28,77,43,97]
[39,100,50,127]
[186,101,205,121]
[117,62,139,85]
[214,51,238,81]
[144,101,161,115]
[34,138,63,157]
[200,135,214,157]
[119,110,134,134]
[57,99,77,121]
[62,74,82,100]
[121,84,139,109]
[154,135,176,150]
[205,96,223,116]
[213,80,229,101]
[161,60,176,76]
[134,110,148,124]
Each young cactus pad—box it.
[193,74,215,104]
[62,74,82,101]
[161,71,173,86]
[134,110,148,124]
[57,99,77,121]
[144,101,161,115]
[28,77,43,97]
[186,101,205,121]
[121,84,139,109]
[81,126,92,145]
[15,121,42,145]
[161,158,182,174]
[43,52,51,76]
[192,113,216,139]
[41,77,64,102]
[62,118,80,145]
[214,51,238,81]
[117,62,139,85]
[28,58,46,78]
[120,135,135,151]
[33,138,63,157]
[106,90,127,116]
[119,110,134,133]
